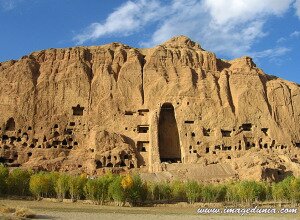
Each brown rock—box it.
[0,36,299,182]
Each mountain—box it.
[0,36,299,182]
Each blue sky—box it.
[0,0,299,83]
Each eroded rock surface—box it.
[0,36,299,182]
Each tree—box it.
[68,175,87,201]
[272,176,293,203]
[0,164,9,195]
[290,177,300,204]
[7,169,32,196]
[55,174,69,200]
[185,180,201,204]
[125,174,148,206]
[84,173,114,204]
[29,172,52,199]
[236,181,266,204]
[171,180,186,201]
[201,184,226,203]
[108,175,126,206]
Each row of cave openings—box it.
[0,104,91,168]
[145,103,300,165]
[204,139,289,156]
[94,151,135,169]
[0,117,84,167]
[1,118,79,150]
[184,123,269,138]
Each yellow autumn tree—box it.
[121,174,133,190]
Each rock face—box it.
[0,36,300,182]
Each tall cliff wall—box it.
[0,36,299,181]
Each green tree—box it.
[55,174,69,200]
[150,182,172,201]
[108,175,126,206]
[226,183,240,203]
[201,184,227,203]
[7,169,32,196]
[171,180,186,201]
[272,176,293,202]
[69,175,87,201]
[84,173,114,205]
[236,181,267,204]
[185,180,201,204]
[0,164,9,195]
[29,172,53,199]
[125,174,148,206]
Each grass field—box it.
[0,199,299,220]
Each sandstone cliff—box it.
[0,36,299,182]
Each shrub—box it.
[7,169,31,196]
[0,164,9,195]
[185,180,201,204]
[55,174,69,200]
[14,208,35,218]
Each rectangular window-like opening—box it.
[137,125,149,133]
[241,123,252,131]
[72,105,84,116]
[203,128,211,136]
[184,120,194,124]
[261,128,268,135]
[138,109,149,116]
[221,129,231,137]
[137,141,149,152]
[125,111,134,115]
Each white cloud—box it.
[295,0,300,18]
[74,0,294,58]
[250,47,291,59]
[0,0,23,11]
[277,37,287,43]
[290,30,300,37]
[74,0,168,44]
[203,0,293,25]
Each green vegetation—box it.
[0,164,300,207]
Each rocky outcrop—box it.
[0,36,299,181]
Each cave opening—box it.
[158,103,181,163]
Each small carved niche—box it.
[137,141,149,152]
[137,125,149,133]
[125,111,134,116]
[138,109,149,116]
[241,123,252,131]
[261,128,268,135]
[221,129,231,137]
[203,128,211,136]
[5,118,15,131]
[72,104,84,116]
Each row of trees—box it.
[1,164,300,206]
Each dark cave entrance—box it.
[158,103,181,163]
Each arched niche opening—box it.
[5,118,15,131]
[158,103,181,163]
